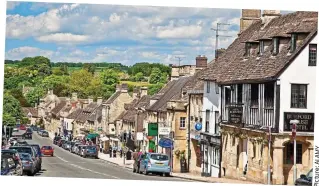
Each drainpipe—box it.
[187,93,191,173]
[156,111,159,153]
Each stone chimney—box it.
[66,97,71,104]
[48,89,54,95]
[72,93,78,101]
[196,55,208,68]
[133,88,140,100]
[116,84,121,92]
[140,87,148,97]
[261,10,281,26]
[239,9,261,35]
[97,97,103,105]
[88,97,94,104]
[121,84,128,93]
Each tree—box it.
[69,69,94,98]
[83,63,96,74]
[25,86,46,106]
[134,72,144,82]
[9,88,30,107]
[148,83,165,96]
[19,56,52,76]
[3,92,23,126]
[149,68,162,84]
[100,69,120,86]
[42,75,70,96]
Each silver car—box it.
[19,153,36,176]
[71,143,81,153]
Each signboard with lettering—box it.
[158,127,170,135]
[283,112,314,132]
[228,107,243,124]
[148,123,158,136]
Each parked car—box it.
[138,153,170,176]
[295,168,313,186]
[41,131,49,137]
[41,146,54,156]
[76,145,86,156]
[25,128,33,139]
[71,143,81,153]
[133,153,145,174]
[58,139,66,147]
[30,144,42,169]
[53,136,61,145]
[63,141,72,151]
[9,146,41,173]
[14,140,29,146]
[1,157,17,175]
[80,145,88,157]
[82,145,98,158]
[1,149,23,176]
[19,153,36,176]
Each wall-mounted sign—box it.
[283,112,314,132]
[148,123,158,136]
[195,122,202,131]
[228,106,243,124]
[158,127,170,135]
[136,132,144,141]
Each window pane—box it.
[291,84,307,108]
[309,44,317,66]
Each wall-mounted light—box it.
[276,79,281,85]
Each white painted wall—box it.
[278,35,317,132]
[202,81,221,134]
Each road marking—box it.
[69,163,119,179]
[55,155,68,162]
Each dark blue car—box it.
[30,144,42,170]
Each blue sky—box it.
[5,1,293,65]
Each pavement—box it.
[27,133,192,181]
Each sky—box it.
[5,1,294,66]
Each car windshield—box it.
[18,141,28,145]
[26,128,32,132]
[10,147,32,155]
[307,169,313,178]
[19,153,31,160]
[150,154,169,161]
[42,146,52,150]
[31,145,40,152]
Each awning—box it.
[159,138,173,148]
[100,136,109,141]
[86,133,99,139]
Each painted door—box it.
[211,146,220,177]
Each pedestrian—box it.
[99,143,103,153]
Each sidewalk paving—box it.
[97,152,258,184]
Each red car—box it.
[19,125,26,130]
[41,146,54,156]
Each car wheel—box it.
[51,154,54,157]
[133,167,136,173]
[165,173,170,177]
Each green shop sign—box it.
[148,123,158,136]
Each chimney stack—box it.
[140,87,148,97]
[121,84,128,93]
[97,97,103,105]
[196,55,208,68]
[239,9,261,35]
[261,10,281,26]
[133,88,140,100]
[72,93,78,101]
[88,97,94,104]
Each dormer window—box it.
[259,41,264,55]
[245,43,252,57]
[290,34,297,53]
[272,37,279,55]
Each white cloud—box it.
[157,25,202,39]
[5,46,54,60]
[7,2,20,10]
[36,33,90,44]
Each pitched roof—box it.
[51,101,67,116]
[118,95,151,122]
[200,11,318,84]
[88,104,103,122]
[75,102,100,123]
[147,77,192,112]
[105,91,121,104]
[66,108,82,119]
[22,107,38,117]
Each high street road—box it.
[27,133,192,182]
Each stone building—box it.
[200,10,317,185]
[22,107,39,125]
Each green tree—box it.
[149,68,162,84]
[69,69,94,98]
[83,63,96,74]
[100,69,120,86]
[148,83,164,95]
[25,86,46,106]
[3,92,23,126]
[42,75,70,96]
[9,88,30,107]
[134,72,144,82]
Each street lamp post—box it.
[290,119,299,184]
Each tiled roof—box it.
[88,104,103,122]
[119,95,151,122]
[150,80,176,100]
[105,91,121,104]
[200,11,318,84]
[147,77,192,112]
[51,101,67,116]
[66,108,82,119]
[22,107,38,117]
[75,102,100,123]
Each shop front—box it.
[200,132,221,177]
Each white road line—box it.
[69,163,119,179]
[54,155,68,162]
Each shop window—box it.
[285,143,302,164]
